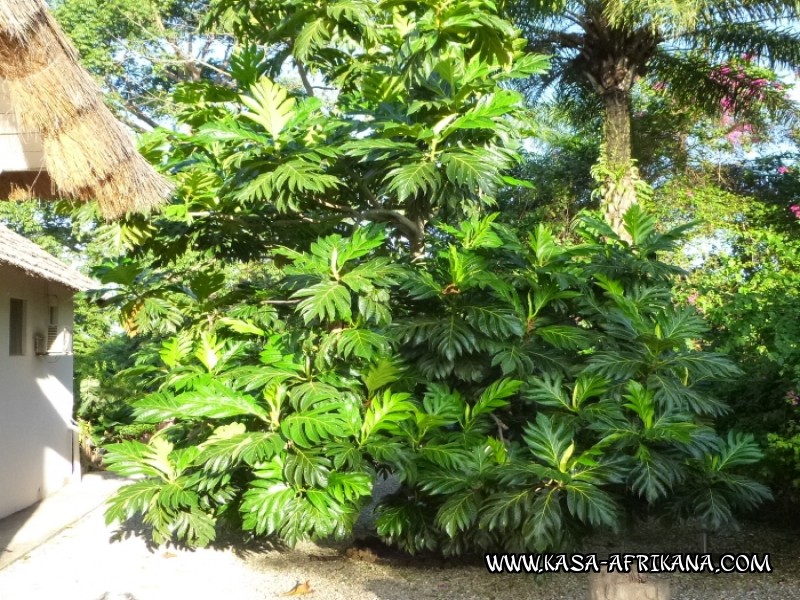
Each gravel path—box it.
[0,502,797,600]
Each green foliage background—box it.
[51,0,772,552]
[5,0,796,553]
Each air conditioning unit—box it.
[34,334,46,355]
[47,323,59,351]
[35,301,68,356]
[47,304,62,353]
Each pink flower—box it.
[778,166,790,174]
[726,130,744,145]
[790,204,800,218]
[687,292,699,305]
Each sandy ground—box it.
[1,501,799,600]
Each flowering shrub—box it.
[709,55,788,148]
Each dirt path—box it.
[0,501,798,600]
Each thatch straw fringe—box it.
[68,154,172,219]
[0,0,172,218]
[93,156,172,219]
[0,0,41,39]
[0,27,100,127]
[0,223,96,290]
[42,111,138,184]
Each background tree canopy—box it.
[5,0,799,552]
[511,0,799,234]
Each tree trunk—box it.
[406,196,429,262]
[409,214,427,262]
[601,90,638,240]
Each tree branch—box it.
[355,175,381,207]
[118,95,161,130]
[358,208,422,241]
[296,61,315,97]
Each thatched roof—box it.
[0,0,172,218]
[0,224,95,290]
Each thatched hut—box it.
[0,0,172,218]
[0,222,97,519]
[0,0,171,519]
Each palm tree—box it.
[512,0,800,234]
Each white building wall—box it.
[0,266,78,519]
[0,84,45,172]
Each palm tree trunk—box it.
[601,89,638,240]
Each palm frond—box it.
[686,23,800,69]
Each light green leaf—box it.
[384,160,438,202]
[241,77,296,139]
[293,281,352,324]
